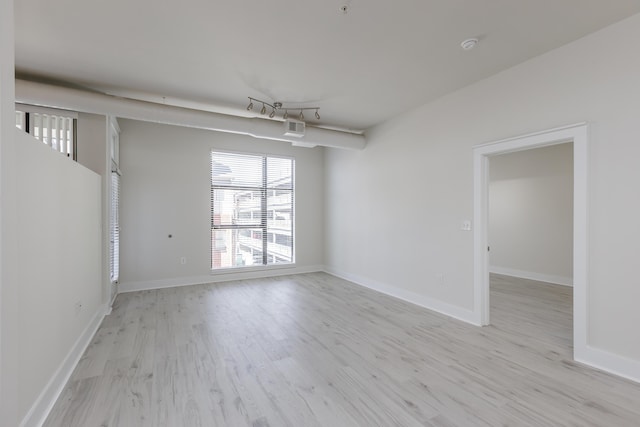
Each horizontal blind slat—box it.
[211,151,294,269]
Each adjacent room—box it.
[489,143,574,358]
[2,1,640,426]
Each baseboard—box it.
[119,265,325,293]
[104,290,118,315]
[490,266,573,287]
[20,304,108,427]
[324,267,478,325]
[576,345,640,384]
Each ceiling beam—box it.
[15,79,366,150]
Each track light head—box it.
[243,96,320,122]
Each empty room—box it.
[2,1,640,426]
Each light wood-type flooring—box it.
[44,273,640,426]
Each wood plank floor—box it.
[44,272,640,426]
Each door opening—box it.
[488,143,574,353]
[473,123,588,362]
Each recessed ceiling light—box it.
[460,38,479,51]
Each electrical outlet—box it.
[436,274,445,285]
[461,220,472,231]
[180,257,187,265]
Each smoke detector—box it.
[460,38,479,50]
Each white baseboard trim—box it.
[20,304,108,427]
[104,290,118,315]
[324,267,478,326]
[119,265,325,293]
[490,266,573,287]
[576,345,640,384]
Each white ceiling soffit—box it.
[14,1,640,131]
[15,80,365,150]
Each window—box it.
[16,110,26,131]
[15,104,77,160]
[109,119,121,286]
[211,151,294,270]
[110,169,120,283]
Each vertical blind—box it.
[210,151,294,270]
[15,110,26,131]
[110,171,120,283]
[31,112,75,157]
[15,106,76,159]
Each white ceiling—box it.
[14,0,640,132]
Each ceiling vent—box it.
[284,119,305,137]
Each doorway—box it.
[473,123,588,362]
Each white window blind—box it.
[15,105,77,159]
[110,171,121,283]
[211,151,294,270]
[31,112,75,158]
[15,110,26,131]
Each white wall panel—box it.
[325,13,640,364]
[118,120,325,288]
[489,143,573,285]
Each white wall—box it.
[76,113,115,306]
[118,119,325,291]
[77,113,108,176]
[0,0,17,425]
[325,13,640,366]
[489,143,573,285]
[14,131,104,425]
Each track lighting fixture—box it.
[245,97,321,122]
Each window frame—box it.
[110,165,121,284]
[210,149,295,273]
[109,118,121,286]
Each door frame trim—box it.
[472,123,589,362]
